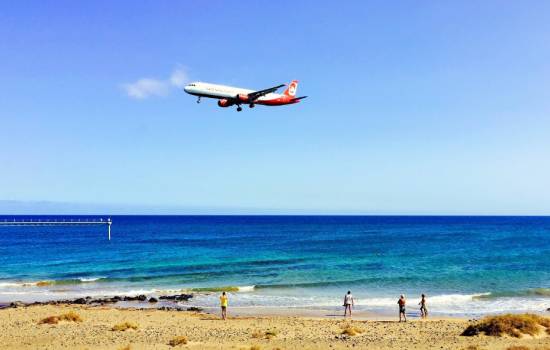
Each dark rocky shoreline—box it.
[2,293,201,312]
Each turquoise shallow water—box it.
[0,216,549,315]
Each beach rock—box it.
[123,294,148,302]
[73,298,87,304]
[187,307,203,312]
[159,293,193,301]
[158,306,180,311]
[461,325,480,336]
[148,297,158,303]
[87,297,118,304]
[547,307,550,312]
[9,301,26,308]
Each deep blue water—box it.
[0,215,549,315]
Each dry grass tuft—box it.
[118,345,132,350]
[39,311,82,324]
[39,316,60,324]
[461,346,486,350]
[58,311,83,322]
[265,330,278,340]
[341,325,364,336]
[112,321,139,331]
[251,329,278,339]
[461,346,485,350]
[168,336,188,347]
[250,346,261,350]
[506,346,530,350]
[462,314,550,338]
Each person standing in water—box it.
[343,291,354,317]
[419,294,428,318]
[398,294,407,322]
[220,291,228,320]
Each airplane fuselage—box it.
[183,80,305,111]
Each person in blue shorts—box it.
[398,294,406,322]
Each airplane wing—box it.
[246,84,285,101]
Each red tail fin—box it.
[282,80,298,97]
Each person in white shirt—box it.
[343,290,355,317]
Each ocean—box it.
[0,215,549,316]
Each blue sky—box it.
[1,1,549,214]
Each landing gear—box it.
[249,103,255,108]
[197,96,201,104]
[236,106,243,112]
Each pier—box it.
[0,218,113,240]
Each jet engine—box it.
[237,94,250,103]
[217,99,234,107]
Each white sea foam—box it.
[0,282,23,288]
[1,280,547,316]
[0,281,47,288]
[184,291,549,316]
[0,277,104,288]
[237,285,256,292]
[78,277,104,282]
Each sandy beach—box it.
[0,304,548,350]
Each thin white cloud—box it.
[122,78,170,99]
[169,67,188,88]
[122,67,189,99]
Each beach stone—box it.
[73,298,87,304]
[137,294,147,301]
[187,307,202,312]
[89,297,116,304]
[9,301,26,308]
[159,293,193,301]
[148,297,158,303]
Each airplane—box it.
[183,80,307,111]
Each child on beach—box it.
[419,294,428,318]
[398,295,406,322]
[220,292,228,320]
[343,290,354,317]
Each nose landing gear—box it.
[236,106,243,112]
[197,97,201,104]
[249,103,255,108]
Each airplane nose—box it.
[183,86,190,93]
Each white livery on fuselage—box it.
[184,80,306,111]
